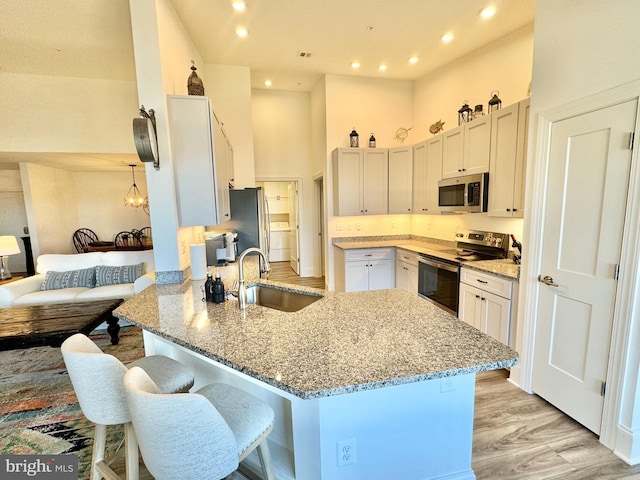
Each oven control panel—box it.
[455,230,510,252]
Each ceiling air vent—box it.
[298,51,312,58]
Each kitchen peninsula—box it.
[114,277,518,480]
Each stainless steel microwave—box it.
[438,173,489,213]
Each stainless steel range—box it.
[417,230,510,315]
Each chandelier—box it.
[124,164,145,208]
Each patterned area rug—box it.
[0,327,145,480]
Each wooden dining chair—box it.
[73,228,99,253]
[114,231,143,250]
[139,227,152,240]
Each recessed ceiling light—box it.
[236,27,248,37]
[264,80,272,87]
[480,6,496,18]
[232,1,246,11]
[409,56,419,64]
[378,64,388,71]
[351,62,360,69]
[441,33,454,43]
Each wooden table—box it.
[84,241,152,252]
[0,299,124,350]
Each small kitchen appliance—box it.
[417,229,510,315]
[204,231,237,266]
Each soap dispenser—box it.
[204,267,215,302]
[212,269,225,303]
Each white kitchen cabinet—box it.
[458,267,517,347]
[441,117,491,179]
[263,182,289,214]
[487,99,530,217]
[388,146,413,214]
[168,95,231,226]
[333,148,388,216]
[413,136,443,214]
[395,248,419,294]
[334,247,395,292]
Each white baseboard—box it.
[615,424,640,466]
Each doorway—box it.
[256,179,301,277]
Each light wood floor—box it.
[473,369,640,479]
[267,261,325,289]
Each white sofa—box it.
[0,250,156,308]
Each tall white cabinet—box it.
[413,136,442,214]
[333,148,388,216]
[388,146,413,214]
[487,98,530,217]
[168,95,233,227]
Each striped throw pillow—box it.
[41,268,97,290]
[95,263,144,287]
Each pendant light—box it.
[124,165,145,208]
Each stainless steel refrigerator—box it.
[217,187,270,264]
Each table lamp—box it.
[0,236,21,280]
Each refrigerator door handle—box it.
[264,195,271,257]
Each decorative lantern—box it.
[369,133,376,148]
[187,60,205,96]
[457,101,473,125]
[488,91,502,112]
[349,128,359,148]
[472,104,485,121]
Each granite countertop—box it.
[114,274,518,400]
[333,235,520,280]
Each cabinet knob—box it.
[475,295,480,298]
[506,208,511,212]
[462,168,466,171]
[481,297,486,301]
[513,208,518,212]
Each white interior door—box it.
[532,99,637,434]
[288,183,300,274]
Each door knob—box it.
[539,275,559,287]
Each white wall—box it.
[252,89,315,276]
[413,24,534,143]
[0,73,138,154]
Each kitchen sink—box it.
[244,285,322,312]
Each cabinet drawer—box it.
[344,248,394,262]
[395,248,419,267]
[460,268,513,299]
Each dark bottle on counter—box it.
[204,268,215,302]
[212,270,225,303]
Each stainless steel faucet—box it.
[237,247,271,309]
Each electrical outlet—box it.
[346,223,352,231]
[440,377,456,393]
[336,223,343,231]
[337,438,356,467]
[391,220,396,229]
[356,223,361,231]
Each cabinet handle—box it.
[506,208,511,212]
[475,295,480,298]
[513,209,518,212]
[481,297,486,301]
[462,168,466,171]
[477,279,488,284]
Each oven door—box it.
[417,256,460,315]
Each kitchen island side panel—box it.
[142,330,476,480]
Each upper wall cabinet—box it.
[413,136,442,214]
[442,116,491,179]
[487,98,530,217]
[388,146,413,214]
[333,148,388,216]
[168,95,232,227]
